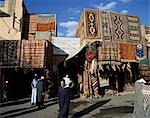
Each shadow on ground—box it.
[91,106,133,118]
[0,99,30,107]
[0,101,58,118]
[71,99,111,118]
[0,94,80,118]
[70,100,89,111]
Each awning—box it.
[65,41,87,61]
[0,9,10,17]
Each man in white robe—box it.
[31,74,38,105]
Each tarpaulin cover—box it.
[37,14,56,23]
[35,31,50,40]
[37,23,55,31]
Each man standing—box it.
[58,75,73,118]
[31,74,38,105]
[58,79,65,116]
[36,76,45,109]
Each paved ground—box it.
[0,92,135,118]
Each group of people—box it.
[31,74,45,109]
[31,73,74,118]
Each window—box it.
[0,0,5,7]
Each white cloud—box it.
[69,17,75,20]
[120,0,131,3]
[120,10,128,14]
[93,2,117,11]
[59,21,78,37]
[68,8,81,14]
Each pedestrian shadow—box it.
[91,106,133,117]
[0,101,58,118]
[0,106,35,116]
[44,97,58,104]
[70,101,89,111]
[0,97,58,108]
[0,98,30,108]
[71,99,111,118]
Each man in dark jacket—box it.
[58,79,71,118]
[36,76,45,109]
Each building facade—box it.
[0,0,27,40]
[0,1,57,101]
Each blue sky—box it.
[24,0,150,37]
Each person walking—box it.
[31,74,38,105]
[57,75,73,118]
[58,80,65,114]
[2,81,9,102]
[36,76,45,109]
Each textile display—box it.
[99,76,109,87]
[37,23,55,31]
[110,13,128,41]
[85,10,100,38]
[0,40,21,67]
[120,43,136,61]
[127,15,140,41]
[21,40,46,68]
[133,82,150,118]
[136,44,145,60]
[37,14,56,23]
[85,43,97,62]
[83,60,90,97]
[90,59,99,96]
[91,75,99,96]
[89,58,97,74]
[98,42,120,61]
[101,11,111,41]
[35,31,51,40]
